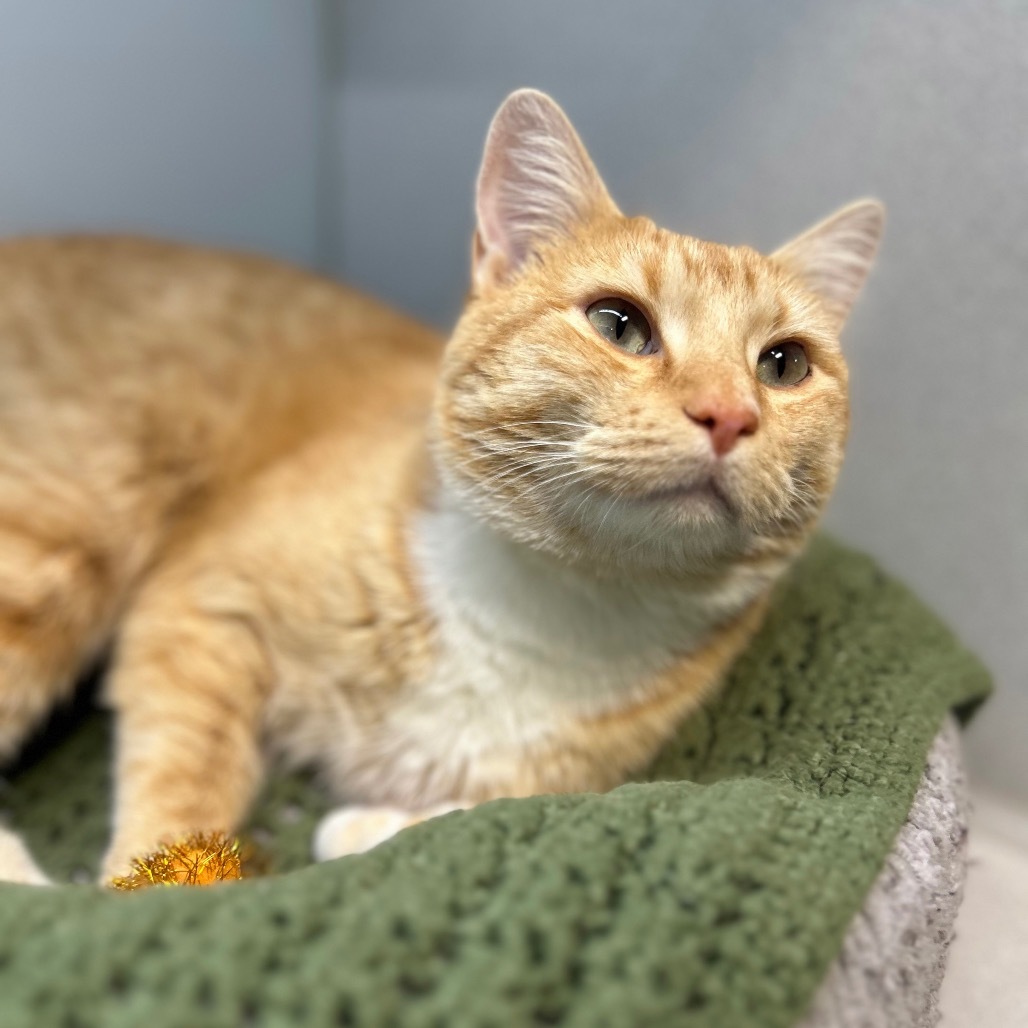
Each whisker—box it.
[461,438,577,455]
[453,465,572,495]
[595,493,621,537]
[498,419,594,434]
[473,458,580,493]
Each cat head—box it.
[432,89,882,577]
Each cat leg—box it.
[100,576,271,882]
[0,526,118,764]
[0,825,50,885]
[312,802,467,861]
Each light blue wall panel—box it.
[0,0,323,266]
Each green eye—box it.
[586,298,655,356]
[757,341,810,387]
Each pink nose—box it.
[684,400,759,456]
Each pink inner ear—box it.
[774,201,884,323]
[471,223,511,292]
[473,90,619,288]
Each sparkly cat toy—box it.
[110,831,244,890]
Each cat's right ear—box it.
[472,89,620,293]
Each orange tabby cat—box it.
[0,90,882,884]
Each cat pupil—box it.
[756,341,808,387]
[585,297,653,356]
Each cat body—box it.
[0,91,882,881]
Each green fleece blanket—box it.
[0,537,989,1028]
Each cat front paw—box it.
[0,826,50,885]
[312,802,465,862]
[100,842,146,884]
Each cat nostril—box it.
[684,405,758,457]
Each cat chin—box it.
[571,503,748,578]
[622,480,734,518]
[446,483,749,580]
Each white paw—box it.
[312,802,465,862]
[0,826,50,886]
[313,806,413,862]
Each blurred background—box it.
[1,0,1025,877]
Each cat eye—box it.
[585,298,656,356]
[756,341,810,387]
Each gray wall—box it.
[0,0,324,267]
[328,1,1028,803]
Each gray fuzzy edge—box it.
[799,716,968,1028]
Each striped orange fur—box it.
[0,91,882,881]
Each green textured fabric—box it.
[0,537,990,1028]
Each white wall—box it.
[327,0,1028,804]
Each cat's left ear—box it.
[472,89,620,293]
[772,200,885,327]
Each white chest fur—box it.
[320,503,766,807]
[414,506,743,706]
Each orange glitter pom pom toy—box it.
[110,831,244,891]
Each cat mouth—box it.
[638,477,734,514]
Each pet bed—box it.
[0,537,990,1028]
